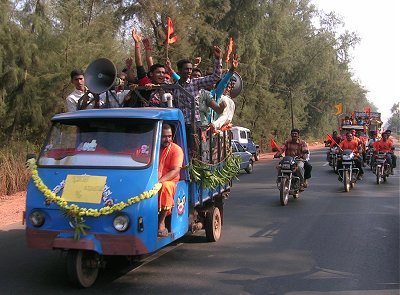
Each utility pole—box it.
[289,90,294,130]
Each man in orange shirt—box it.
[338,132,364,179]
[158,124,184,237]
[384,130,397,171]
[373,132,395,174]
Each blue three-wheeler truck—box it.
[25,107,236,287]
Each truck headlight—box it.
[29,210,45,227]
[113,214,130,232]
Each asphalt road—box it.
[0,148,398,294]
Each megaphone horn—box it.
[85,58,120,94]
[229,71,243,98]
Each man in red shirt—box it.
[373,132,395,173]
[157,124,184,237]
[338,132,364,179]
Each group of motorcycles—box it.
[272,136,394,206]
[326,140,393,191]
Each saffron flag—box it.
[166,16,177,44]
[334,103,343,116]
[270,138,281,152]
[326,134,339,147]
[225,37,233,63]
[364,106,371,117]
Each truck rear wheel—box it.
[205,207,222,242]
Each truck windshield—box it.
[38,118,156,168]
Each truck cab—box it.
[230,126,260,161]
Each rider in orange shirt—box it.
[338,132,364,179]
[373,132,395,174]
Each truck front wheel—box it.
[66,250,100,288]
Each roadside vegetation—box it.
[0,142,33,196]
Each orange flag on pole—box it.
[166,16,177,44]
[334,103,343,115]
[225,37,233,63]
[270,138,281,152]
[326,134,341,149]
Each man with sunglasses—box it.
[338,132,364,180]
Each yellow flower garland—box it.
[26,159,162,218]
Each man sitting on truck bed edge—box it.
[157,124,184,237]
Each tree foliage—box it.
[387,102,399,134]
[1,0,373,146]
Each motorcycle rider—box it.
[275,128,309,190]
[373,132,395,174]
[367,131,378,167]
[384,129,397,171]
[338,132,364,180]
[355,130,367,165]
[326,130,341,162]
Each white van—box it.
[230,126,260,161]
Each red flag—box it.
[225,37,233,63]
[270,138,281,152]
[166,16,177,44]
[364,106,371,117]
[326,134,341,149]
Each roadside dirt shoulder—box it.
[0,191,26,227]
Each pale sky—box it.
[312,0,400,123]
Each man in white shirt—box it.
[66,69,101,112]
[100,72,130,108]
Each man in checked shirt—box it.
[275,129,310,190]
[171,46,223,151]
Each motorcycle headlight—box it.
[29,210,45,227]
[281,163,291,169]
[113,214,130,232]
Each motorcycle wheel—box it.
[343,170,350,192]
[376,166,381,185]
[333,158,338,173]
[280,177,289,206]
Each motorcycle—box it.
[276,156,303,206]
[337,149,360,192]
[328,146,339,173]
[373,152,391,184]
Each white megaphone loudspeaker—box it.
[85,58,122,94]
